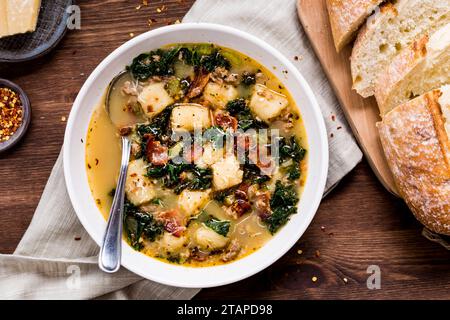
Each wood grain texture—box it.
[0,0,449,300]
[297,0,399,196]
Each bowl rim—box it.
[63,22,329,288]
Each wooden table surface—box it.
[0,0,449,300]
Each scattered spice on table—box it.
[156,5,166,13]
[0,87,23,142]
[167,19,181,25]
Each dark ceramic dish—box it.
[0,79,31,153]
[0,0,73,63]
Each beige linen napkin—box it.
[0,0,362,299]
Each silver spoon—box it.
[99,71,136,273]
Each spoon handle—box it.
[99,136,131,273]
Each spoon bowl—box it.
[98,71,143,273]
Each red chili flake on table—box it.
[0,87,23,142]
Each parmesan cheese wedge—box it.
[0,0,42,38]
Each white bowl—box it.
[64,23,328,288]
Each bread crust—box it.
[326,0,384,52]
[377,87,450,235]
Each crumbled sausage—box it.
[222,239,241,262]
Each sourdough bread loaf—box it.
[375,23,450,115]
[377,85,450,235]
[326,0,384,52]
[351,0,450,98]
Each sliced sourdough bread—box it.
[377,85,450,235]
[375,23,450,115]
[351,0,450,98]
[326,0,384,52]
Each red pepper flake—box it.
[156,5,166,13]
[337,126,342,130]
[330,133,334,138]
[0,87,23,142]
[331,115,336,121]
[74,236,81,241]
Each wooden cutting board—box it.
[297,0,399,196]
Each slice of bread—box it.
[377,85,450,235]
[351,0,450,98]
[375,23,450,115]
[326,0,384,52]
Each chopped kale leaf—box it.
[179,46,231,72]
[226,99,267,130]
[264,181,299,234]
[128,47,181,80]
[286,162,301,181]
[204,216,231,237]
[278,136,306,163]
[147,160,212,194]
[243,163,270,185]
[123,200,164,250]
[213,187,237,203]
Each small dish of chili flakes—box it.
[0,79,31,153]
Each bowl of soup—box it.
[64,23,328,288]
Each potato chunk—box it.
[171,103,211,131]
[194,226,229,251]
[137,82,174,118]
[195,142,223,168]
[178,190,210,217]
[211,155,243,190]
[249,84,288,122]
[160,233,187,254]
[125,159,155,206]
[203,82,238,109]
